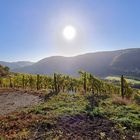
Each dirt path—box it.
[0,92,42,115]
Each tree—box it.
[0,65,10,77]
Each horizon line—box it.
[0,47,139,63]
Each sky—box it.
[0,0,140,62]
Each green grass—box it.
[105,76,140,85]
[94,97,140,130]
[28,92,88,117]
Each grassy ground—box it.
[0,91,140,140]
[89,95,140,138]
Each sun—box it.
[63,25,76,40]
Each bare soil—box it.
[0,91,42,115]
[30,113,138,140]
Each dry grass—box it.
[112,96,132,105]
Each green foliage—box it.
[123,78,133,99]
[0,65,9,77]
[0,136,5,140]
[0,71,121,96]
[134,92,140,105]
[91,107,105,117]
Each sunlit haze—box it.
[0,0,140,61]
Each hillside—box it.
[11,48,140,77]
[0,61,34,70]
[0,72,140,139]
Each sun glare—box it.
[63,25,76,40]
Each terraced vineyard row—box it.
[0,71,134,98]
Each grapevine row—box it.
[0,72,133,97]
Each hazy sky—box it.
[0,0,140,61]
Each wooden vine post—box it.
[83,72,87,95]
[121,75,124,99]
[22,75,25,89]
[9,77,12,88]
[0,78,2,88]
[90,74,94,95]
[54,73,57,92]
[37,74,40,90]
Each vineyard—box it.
[0,71,132,98]
[0,71,140,139]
